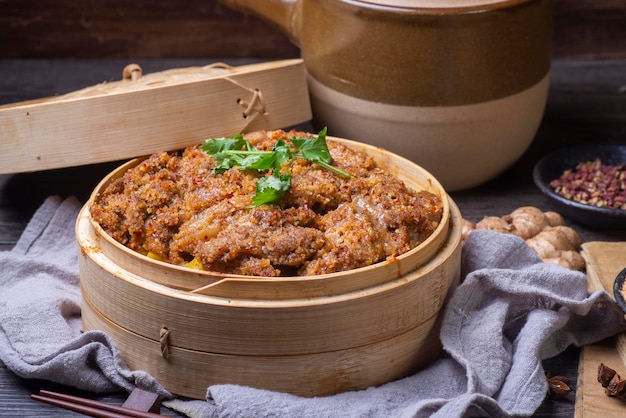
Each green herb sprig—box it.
[200,128,352,207]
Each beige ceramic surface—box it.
[309,73,550,191]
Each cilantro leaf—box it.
[239,153,277,171]
[292,126,331,164]
[271,140,294,173]
[250,175,291,207]
[201,128,352,207]
[200,135,248,154]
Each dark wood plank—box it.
[553,0,626,60]
[0,0,299,59]
[536,345,580,417]
[0,0,624,60]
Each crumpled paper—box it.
[2,196,625,417]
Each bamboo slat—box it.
[0,59,311,174]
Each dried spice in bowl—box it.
[549,159,626,210]
[533,145,626,229]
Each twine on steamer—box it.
[180,61,270,124]
[231,83,268,122]
[204,62,235,71]
[160,327,171,359]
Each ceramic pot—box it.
[219,0,553,190]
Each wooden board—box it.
[575,242,626,417]
[0,59,311,174]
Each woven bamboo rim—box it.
[86,136,451,297]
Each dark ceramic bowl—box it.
[533,144,626,230]
[613,267,626,314]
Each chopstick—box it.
[31,390,164,418]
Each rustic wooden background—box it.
[0,0,624,60]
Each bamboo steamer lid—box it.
[78,136,463,398]
[0,59,311,174]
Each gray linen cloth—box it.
[2,196,626,417]
[0,196,169,396]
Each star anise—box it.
[598,363,626,400]
[546,372,571,399]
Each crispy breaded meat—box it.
[90,129,443,276]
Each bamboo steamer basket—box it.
[77,136,463,399]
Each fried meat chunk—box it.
[90,129,443,276]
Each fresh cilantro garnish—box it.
[251,174,291,206]
[200,128,352,207]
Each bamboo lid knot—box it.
[122,64,143,81]
[235,85,267,120]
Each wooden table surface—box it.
[1,58,625,417]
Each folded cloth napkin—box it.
[0,196,169,396]
[2,196,626,418]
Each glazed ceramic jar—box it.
[220,0,553,190]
